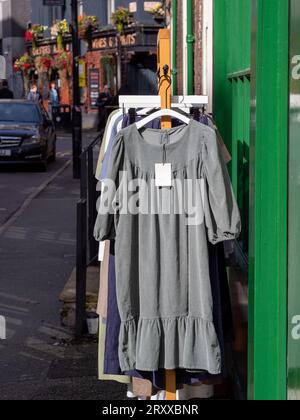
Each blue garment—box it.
[104,250,121,374]
[199,114,209,126]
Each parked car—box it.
[0,100,57,171]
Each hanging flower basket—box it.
[14,53,35,95]
[27,24,48,49]
[153,14,165,23]
[35,54,54,75]
[54,51,73,79]
[51,19,70,50]
[14,53,35,74]
[78,15,98,48]
[111,7,133,34]
[148,3,165,23]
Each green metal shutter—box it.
[214,0,289,400]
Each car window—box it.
[0,103,41,123]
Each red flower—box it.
[25,31,33,42]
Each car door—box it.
[40,106,55,157]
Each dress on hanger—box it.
[94,120,241,373]
[98,113,234,393]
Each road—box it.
[0,136,72,227]
[0,134,126,400]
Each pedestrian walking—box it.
[27,83,42,102]
[49,82,60,106]
[48,81,60,118]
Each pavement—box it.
[0,133,127,400]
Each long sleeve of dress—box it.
[94,133,124,242]
[202,129,241,244]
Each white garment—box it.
[97,110,123,260]
[105,110,123,152]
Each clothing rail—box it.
[119,95,209,110]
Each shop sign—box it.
[129,1,161,12]
[92,34,136,50]
[31,43,71,57]
[144,2,162,11]
[0,56,6,80]
[89,68,100,108]
[129,2,137,12]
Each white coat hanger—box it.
[135,108,191,130]
[116,107,158,132]
[118,95,209,109]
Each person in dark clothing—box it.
[0,80,14,99]
[96,85,111,131]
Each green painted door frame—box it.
[249,0,289,400]
[214,0,289,400]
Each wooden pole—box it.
[158,29,172,129]
[158,28,176,401]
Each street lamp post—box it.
[71,0,82,179]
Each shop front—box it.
[86,24,160,106]
[30,41,73,107]
[82,23,160,128]
[22,22,161,128]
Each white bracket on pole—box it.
[119,95,209,110]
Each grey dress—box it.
[94,119,241,374]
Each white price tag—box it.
[155,164,172,187]
[98,241,106,262]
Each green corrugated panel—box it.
[213,0,232,153]
[226,0,251,74]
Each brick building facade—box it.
[193,0,203,95]
[170,0,205,96]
